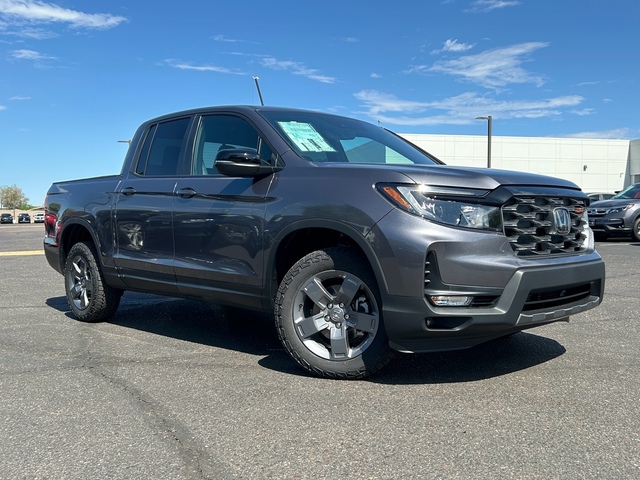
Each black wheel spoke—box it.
[72,259,84,277]
[80,290,89,309]
[336,273,361,306]
[348,311,377,334]
[329,324,349,359]
[302,276,334,309]
[295,311,329,339]
[70,284,83,299]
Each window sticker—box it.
[278,121,336,152]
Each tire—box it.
[64,241,122,322]
[632,217,640,242]
[275,247,395,379]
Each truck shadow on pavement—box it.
[371,333,566,385]
[46,292,566,385]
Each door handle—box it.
[121,187,136,196]
[176,188,197,199]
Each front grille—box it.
[586,207,607,218]
[502,196,588,257]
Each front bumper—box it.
[382,257,604,353]
[588,217,630,236]
[367,207,605,353]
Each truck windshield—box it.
[260,110,443,166]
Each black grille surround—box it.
[523,283,592,312]
[502,196,588,257]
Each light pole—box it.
[475,115,492,168]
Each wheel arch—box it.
[265,219,388,306]
[58,218,101,271]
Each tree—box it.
[0,185,29,210]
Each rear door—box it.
[113,116,192,294]
[173,113,276,308]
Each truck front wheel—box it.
[64,241,122,322]
[275,247,394,379]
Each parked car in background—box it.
[587,183,640,240]
[18,213,31,223]
[33,213,45,223]
[1,213,13,224]
[587,192,616,202]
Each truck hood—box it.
[327,163,581,191]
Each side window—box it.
[135,117,190,176]
[192,115,273,175]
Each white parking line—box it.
[0,250,44,256]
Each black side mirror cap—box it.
[214,148,283,177]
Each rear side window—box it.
[135,117,191,176]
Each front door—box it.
[172,114,276,308]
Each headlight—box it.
[607,204,633,214]
[377,183,502,231]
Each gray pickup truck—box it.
[44,106,605,378]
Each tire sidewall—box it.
[275,247,392,379]
[64,241,119,322]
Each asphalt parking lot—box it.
[0,224,638,479]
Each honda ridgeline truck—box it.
[44,106,605,379]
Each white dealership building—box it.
[400,133,640,194]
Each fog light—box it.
[429,295,473,307]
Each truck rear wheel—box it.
[64,241,122,322]
[275,247,394,379]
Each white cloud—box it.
[467,0,521,13]
[432,38,475,54]
[353,90,432,116]
[0,0,126,29]
[212,34,240,43]
[0,104,6,110]
[163,59,245,75]
[260,57,336,84]
[10,95,30,100]
[354,89,585,126]
[423,42,549,89]
[571,108,595,116]
[370,72,381,79]
[11,47,55,60]
[0,24,55,38]
[564,128,631,140]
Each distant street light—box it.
[475,115,492,168]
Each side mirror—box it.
[214,148,282,177]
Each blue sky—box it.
[1,0,639,206]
